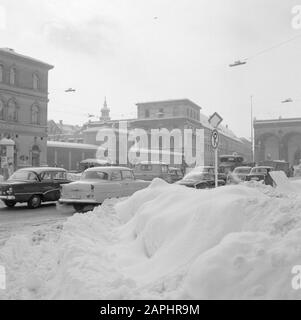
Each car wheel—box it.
[28,195,42,209]
[3,200,16,208]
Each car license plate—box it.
[71,195,81,199]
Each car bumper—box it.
[0,195,16,200]
[59,198,98,204]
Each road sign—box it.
[211,129,219,149]
[208,112,223,128]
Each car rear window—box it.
[81,171,109,180]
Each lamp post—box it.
[250,95,254,163]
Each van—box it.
[134,161,172,183]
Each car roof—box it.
[234,166,252,170]
[252,166,274,169]
[17,167,66,173]
[85,166,132,172]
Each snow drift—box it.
[2,178,301,299]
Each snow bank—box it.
[2,179,301,299]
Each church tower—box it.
[100,97,111,121]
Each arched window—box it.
[31,104,39,124]
[10,67,16,85]
[0,65,3,82]
[33,73,39,90]
[0,100,4,120]
[7,99,17,122]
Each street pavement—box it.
[0,201,74,246]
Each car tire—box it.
[28,195,42,209]
[3,200,16,208]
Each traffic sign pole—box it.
[215,148,218,188]
[211,129,220,188]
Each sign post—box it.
[208,112,223,188]
[211,129,219,187]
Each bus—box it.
[218,154,246,181]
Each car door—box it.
[107,170,123,198]
[39,171,58,201]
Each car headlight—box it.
[7,187,13,195]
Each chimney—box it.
[59,120,63,125]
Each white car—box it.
[59,166,150,212]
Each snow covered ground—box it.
[2,178,301,299]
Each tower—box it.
[100,97,111,121]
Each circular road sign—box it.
[211,129,219,149]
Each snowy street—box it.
[0,202,74,247]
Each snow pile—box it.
[2,179,301,299]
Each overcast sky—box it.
[1,0,301,139]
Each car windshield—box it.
[81,171,109,180]
[9,170,38,181]
[183,172,212,181]
[234,168,251,174]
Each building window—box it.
[31,104,40,124]
[173,106,178,117]
[0,65,3,82]
[9,67,16,85]
[7,99,17,122]
[0,100,4,120]
[158,108,164,118]
[145,109,150,118]
[33,73,39,90]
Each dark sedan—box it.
[245,166,274,186]
[176,171,225,189]
[0,167,71,208]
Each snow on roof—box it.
[47,141,98,150]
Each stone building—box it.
[82,99,251,166]
[0,48,53,173]
[254,117,301,165]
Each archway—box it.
[282,132,301,165]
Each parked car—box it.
[133,161,172,183]
[227,166,252,184]
[176,171,225,189]
[59,166,150,212]
[168,167,183,183]
[0,167,71,208]
[258,160,290,177]
[189,165,226,182]
[245,166,274,186]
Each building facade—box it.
[0,48,53,174]
[254,117,301,166]
[82,99,252,167]
[47,141,98,170]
